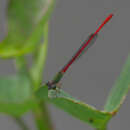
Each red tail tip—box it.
[95,13,114,34]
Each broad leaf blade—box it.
[0,101,36,117]
[104,54,130,112]
[0,76,31,103]
[0,76,36,116]
[0,0,55,58]
[36,85,112,129]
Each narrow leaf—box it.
[104,54,130,113]
[36,85,112,129]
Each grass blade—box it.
[104,54,130,113]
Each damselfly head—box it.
[46,81,57,90]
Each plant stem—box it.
[13,117,29,130]
[15,56,53,130]
[33,102,53,130]
[97,128,106,130]
[32,22,53,130]
[15,22,53,130]
[31,22,49,90]
[97,126,107,130]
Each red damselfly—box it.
[47,13,113,90]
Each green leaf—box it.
[0,0,55,58]
[104,54,130,113]
[0,76,36,116]
[36,85,112,129]
[0,76,31,103]
[0,100,36,117]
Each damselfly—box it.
[47,13,113,90]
